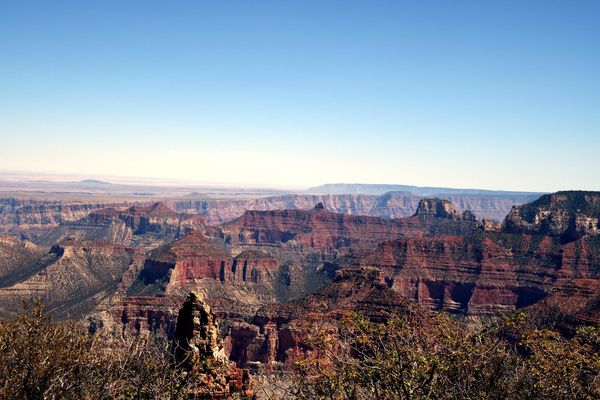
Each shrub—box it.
[0,301,199,399]
[287,308,600,400]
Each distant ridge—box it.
[76,179,111,185]
[306,183,544,197]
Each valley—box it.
[0,183,598,374]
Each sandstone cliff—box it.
[173,292,252,398]
[0,240,143,318]
[36,202,205,249]
[503,191,600,242]
[218,201,477,254]
[0,198,135,239]
[0,192,536,239]
[16,192,595,372]
[169,192,536,224]
[340,231,599,316]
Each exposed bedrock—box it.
[340,232,600,316]
[83,192,600,370]
[0,192,535,239]
[503,191,600,242]
[172,291,252,398]
[36,202,205,248]
[218,201,477,254]
[170,192,537,224]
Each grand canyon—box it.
[2,2,599,398]
[1,180,599,385]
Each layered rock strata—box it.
[218,202,477,254]
[173,292,252,398]
[0,240,142,318]
[0,198,135,239]
[75,192,600,371]
[504,191,600,242]
[36,202,205,248]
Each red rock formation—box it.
[341,232,600,316]
[137,232,285,304]
[0,198,138,239]
[503,191,600,241]
[228,250,279,284]
[140,232,231,289]
[168,232,230,284]
[219,228,600,367]
[0,239,141,318]
[168,192,535,224]
[37,202,206,248]
[222,267,412,368]
[219,202,477,254]
[173,292,252,398]
[89,202,479,367]
[87,193,600,371]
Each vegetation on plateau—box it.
[0,301,598,399]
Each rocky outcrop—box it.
[0,236,45,284]
[36,202,205,248]
[503,191,600,242]
[0,240,142,318]
[0,198,136,239]
[339,231,600,316]
[169,192,537,224]
[219,203,477,254]
[135,230,330,306]
[172,292,252,398]
[173,292,229,367]
[0,192,534,239]
[413,198,478,221]
[414,198,461,219]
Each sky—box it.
[0,1,599,191]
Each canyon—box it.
[1,190,538,240]
[0,188,598,372]
[88,193,600,369]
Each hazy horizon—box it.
[1,1,599,191]
[0,168,555,194]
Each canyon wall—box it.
[0,198,135,238]
[169,192,537,224]
[36,202,205,248]
[0,192,536,240]
[2,192,599,372]
[504,191,600,241]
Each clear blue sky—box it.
[1,1,599,190]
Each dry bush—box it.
[281,308,600,400]
[0,301,200,399]
[1,301,597,400]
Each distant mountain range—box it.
[307,183,544,197]
[75,179,111,185]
